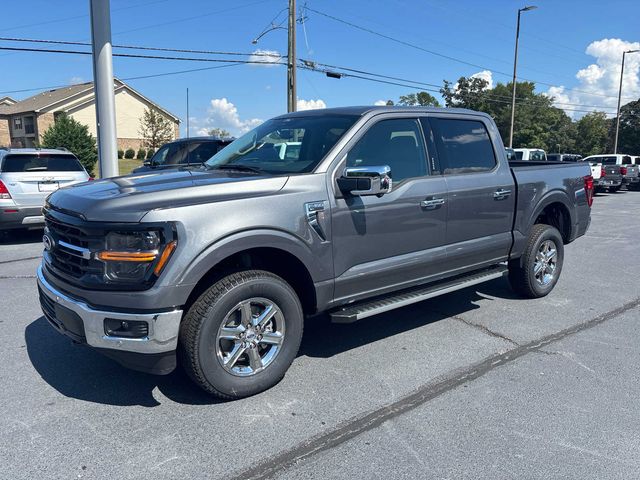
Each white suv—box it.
[0,148,90,231]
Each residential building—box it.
[0,79,180,149]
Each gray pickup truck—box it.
[37,107,592,399]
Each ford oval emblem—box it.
[42,234,54,251]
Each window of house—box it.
[24,116,35,135]
[430,118,497,174]
[346,118,428,182]
[13,118,22,130]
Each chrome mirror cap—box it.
[342,165,392,197]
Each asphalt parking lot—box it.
[1,190,639,480]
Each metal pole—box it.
[287,0,297,112]
[186,87,190,138]
[508,9,521,149]
[90,0,118,178]
[614,51,627,154]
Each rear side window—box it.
[430,118,496,174]
[0,154,84,172]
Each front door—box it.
[331,117,448,303]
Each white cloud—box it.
[374,99,388,106]
[545,38,640,118]
[470,70,494,89]
[249,49,282,67]
[69,76,84,84]
[297,98,326,111]
[194,98,262,137]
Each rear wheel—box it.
[508,224,564,299]
[179,270,303,399]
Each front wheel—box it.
[508,224,564,299]
[179,270,303,399]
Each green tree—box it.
[575,111,610,156]
[398,91,440,107]
[441,77,490,111]
[40,114,98,174]
[207,128,232,138]
[611,99,640,154]
[139,108,174,149]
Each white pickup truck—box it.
[584,154,640,191]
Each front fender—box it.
[178,228,328,286]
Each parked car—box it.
[131,136,234,174]
[0,148,90,231]
[547,153,582,162]
[583,154,640,191]
[37,106,592,399]
[513,148,547,161]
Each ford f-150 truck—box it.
[37,107,592,399]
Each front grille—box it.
[38,286,56,322]
[44,215,105,284]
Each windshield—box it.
[0,154,84,172]
[204,115,358,174]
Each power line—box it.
[0,36,281,58]
[0,45,287,66]
[306,6,635,102]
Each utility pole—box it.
[89,0,118,178]
[287,0,297,112]
[614,49,639,154]
[509,5,537,148]
[186,87,190,138]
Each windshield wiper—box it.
[212,164,265,174]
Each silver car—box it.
[0,148,90,231]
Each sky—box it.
[1,0,639,137]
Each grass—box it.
[119,158,144,175]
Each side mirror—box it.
[338,165,392,197]
[143,160,151,167]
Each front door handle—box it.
[493,189,512,200]
[420,197,445,209]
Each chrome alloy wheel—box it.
[533,239,558,286]
[216,297,285,377]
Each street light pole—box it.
[614,49,639,154]
[509,5,537,149]
[89,0,118,178]
[287,0,297,112]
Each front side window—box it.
[346,118,428,182]
[431,118,496,174]
[206,115,358,175]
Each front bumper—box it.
[0,206,44,230]
[37,265,183,374]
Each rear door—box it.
[426,115,515,272]
[0,153,88,207]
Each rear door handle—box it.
[420,197,446,209]
[493,189,511,200]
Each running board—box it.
[330,265,508,324]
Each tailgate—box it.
[0,172,86,206]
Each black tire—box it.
[508,224,564,299]
[179,270,303,399]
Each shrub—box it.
[146,148,155,159]
[136,148,146,160]
[40,114,98,174]
[124,148,135,159]
[117,149,124,159]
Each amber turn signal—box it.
[153,241,177,276]
[97,250,158,262]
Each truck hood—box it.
[46,169,289,222]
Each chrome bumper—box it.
[37,265,183,354]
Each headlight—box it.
[96,229,177,284]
